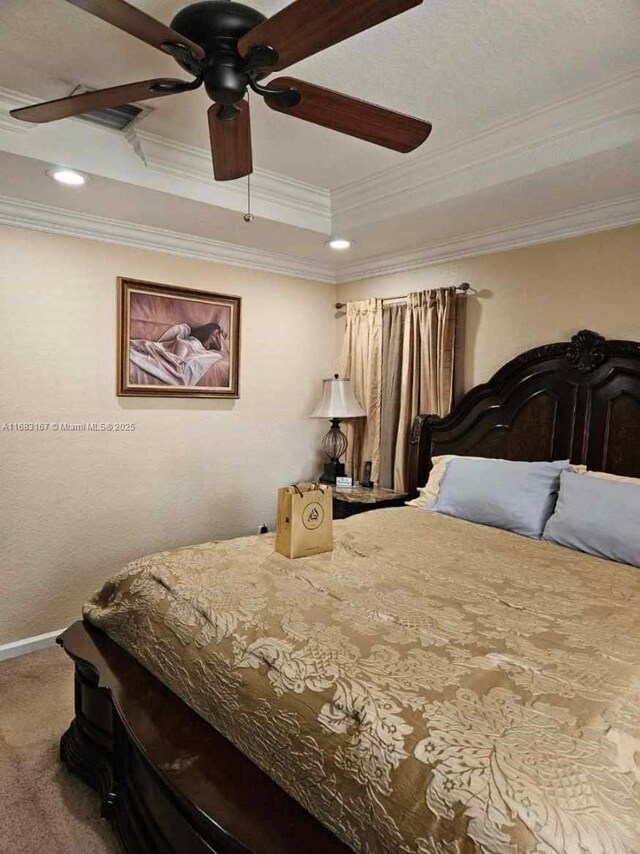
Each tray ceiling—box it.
[0,0,638,279]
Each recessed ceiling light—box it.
[48,168,87,187]
[326,238,351,250]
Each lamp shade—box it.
[310,375,366,419]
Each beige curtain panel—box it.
[339,299,383,483]
[379,303,406,490]
[393,287,457,491]
[341,287,457,491]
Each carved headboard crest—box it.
[566,329,606,373]
[407,330,640,496]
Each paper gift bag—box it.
[275,482,333,559]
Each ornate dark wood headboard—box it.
[407,330,640,496]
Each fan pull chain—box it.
[243,171,254,222]
[243,92,255,223]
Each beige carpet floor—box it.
[0,646,120,853]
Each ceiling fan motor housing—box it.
[171,1,267,104]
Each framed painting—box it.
[117,278,241,398]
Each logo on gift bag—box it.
[302,501,324,530]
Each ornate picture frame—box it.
[117,277,241,398]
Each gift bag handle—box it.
[292,482,326,496]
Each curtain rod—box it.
[335,282,470,310]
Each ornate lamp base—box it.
[319,418,348,484]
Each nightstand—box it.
[332,485,408,519]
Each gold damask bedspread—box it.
[84,508,640,854]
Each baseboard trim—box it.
[0,628,66,662]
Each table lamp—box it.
[310,374,365,483]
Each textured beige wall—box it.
[0,226,335,644]
[336,225,640,396]
[3,224,639,644]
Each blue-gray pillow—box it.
[431,458,571,538]
[543,471,640,567]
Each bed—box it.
[58,329,640,854]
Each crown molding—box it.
[1,77,639,286]
[2,73,638,236]
[0,193,336,283]
[331,70,640,231]
[335,193,640,283]
[128,128,330,223]
[1,190,637,289]
[0,86,39,135]
[0,85,331,233]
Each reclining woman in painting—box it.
[129,320,229,387]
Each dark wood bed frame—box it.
[407,328,640,495]
[59,330,640,854]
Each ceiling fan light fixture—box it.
[48,168,88,187]
[326,238,352,251]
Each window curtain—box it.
[393,287,457,490]
[340,287,457,491]
[339,299,383,483]
[379,303,406,489]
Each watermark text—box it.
[2,421,136,433]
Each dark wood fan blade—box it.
[238,0,422,71]
[264,78,432,152]
[208,101,252,181]
[62,0,205,59]
[10,79,190,123]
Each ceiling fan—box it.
[11,0,432,181]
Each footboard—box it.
[58,621,349,854]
